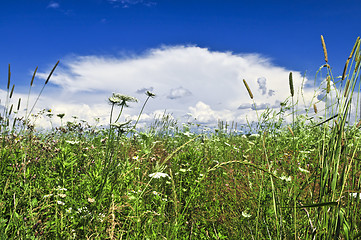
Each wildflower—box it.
[57,113,65,119]
[66,207,72,213]
[149,172,170,179]
[57,200,65,205]
[280,175,292,182]
[242,211,251,218]
[350,192,361,200]
[298,167,310,173]
[108,93,138,107]
[56,186,68,191]
[146,91,156,98]
[58,193,66,198]
[77,207,88,213]
[98,213,105,222]
[88,197,95,203]
[183,131,193,137]
[152,191,160,196]
[66,140,80,145]
[248,134,260,139]
[43,194,53,199]
[108,96,120,104]
[132,156,139,160]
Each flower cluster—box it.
[108,93,138,107]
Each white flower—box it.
[149,172,170,179]
[280,175,292,182]
[88,197,95,203]
[56,186,68,191]
[57,200,65,205]
[132,156,139,160]
[350,192,361,199]
[58,193,67,198]
[77,207,88,213]
[249,134,260,138]
[152,191,160,196]
[43,194,53,198]
[242,211,251,218]
[66,140,80,145]
[298,167,310,173]
[98,213,106,222]
[109,93,138,107]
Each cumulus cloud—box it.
[167,87,192,99]
[29,45,321,129]
[136,87,154,94]
[257,77,267,95]
[47,2,60,9]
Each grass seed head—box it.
[313,103,318,114]
[9,104,13,116]
[31,66,38,86]
[17,98,21,111]
[321,35,328,63]
[343,37,360,80]
[355,57,361,73]
[326,76,331,93]
[287,125,294,137]
[355,42,360,63]
[45,61,59,85]
[289,72,294,97]
[349,37,360,60]
[243,79,253,99]
[7,64,11,90]
[344,80,350,97]
[342,60,349,80]
[9,85,15,99]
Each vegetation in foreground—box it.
[1,36,361,239]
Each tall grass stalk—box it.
[313,36,361,239]
[26,61,59,120]
[243,79,260,128]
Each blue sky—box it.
[1,0,360,129]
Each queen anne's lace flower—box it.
[108,93,138,107]
[149,172,170,179]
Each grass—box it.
[0,36,361,239]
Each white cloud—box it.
[167,86,192,99]
[18,45,327,130]
[107,0,156,8]
[47,2,60,9]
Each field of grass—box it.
[1,36,361,239]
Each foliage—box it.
[0,36,361,239]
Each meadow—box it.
[1,36,361,239]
